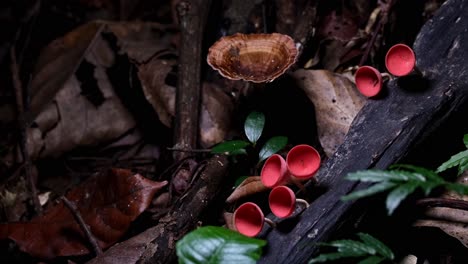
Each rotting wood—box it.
[86,155,229,264]
[259,0,468,262]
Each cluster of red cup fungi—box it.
[233,144,321,237]
[355,43,417,97]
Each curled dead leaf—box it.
[226,176,268,203]
[292,69,366,157]
[415,171,468,248]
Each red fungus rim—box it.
[233,202,265,237]
[355,66,382,97]
[269,186,296,218]
[286,144,321,179]
[261,154,289,188]
[385,44,416,76]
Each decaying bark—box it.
[259,0,468,262]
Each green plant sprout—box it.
[211,111,288,164]
[342,133,468,215]
[309,233,394,264]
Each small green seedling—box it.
[211,111,288,164]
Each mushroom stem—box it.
[264,217,277,228]
[296,199,310,210]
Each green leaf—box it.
[258,136,288,163]
[357,256,385,264]
[345,170,415,182]
[418,180,440,196]
[464,134,468,148]
[444,182,468,195]
[341,181,397,201]
[436,149,468,173]
[309,252,361,263]
[357,233,394,260]
[176,226,266,264]
[234,176,249,187]
[244,111,265,145]
[211,140,250,155]
[458,157,468,175]
[391,164,442,182]
[328,240,376,256]
[385,182,418,215]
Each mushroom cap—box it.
[207,33,298,83]
[233,202,265,237]
[286,144,321,179]
[385,43,416,76]
[261,154,289,188]
[269,186,296,218]
[355,66,382,97]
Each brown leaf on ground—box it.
[226,176,268,204]
[292,69,366,157]
[414,171,468,248]
[0,168,167,259]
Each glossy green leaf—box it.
[458,158,468,175]
[258,136,288,163]
[391,164,442,182]
[211,140,250,155]
[357,233,394,260]
[341,181,397,201]
[244,111,265,145]
[463,134,468,148]
[329,240,376,255]
[385,182,418,215]
[234,176,249,187]
[357,256,385,264]
[345,170,414,182]
[444,182,468,195]
[176,226,266,264]
[436,149,468,174]
[309,252,360,263]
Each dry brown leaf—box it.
[414,219,468,248]
[138,57,177,127]
[0,169,167,259]
[415,171,468,248]
[223,212,235,231]
[292,69,366,157]
[200,83,234,147]
[226,176,268,203]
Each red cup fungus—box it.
[355,66,383,97]
[261,154,289,188]
[269,185,309,218]
[385,43,416,77]
[234,202,274,237]
[286,144,321,180]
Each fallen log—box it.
[259,0,468,263]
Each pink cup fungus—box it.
[286,144,321,180]
[269,185,309,218]
[233,202,275,237]
[385,43,416,77]
[355,66,383,97]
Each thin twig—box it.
[10,47,42,215]
[61,196,103,256]
[416,198,468,211]
[359,0,396,66]
[167,147,211,153]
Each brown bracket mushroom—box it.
[207,33,298,83]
